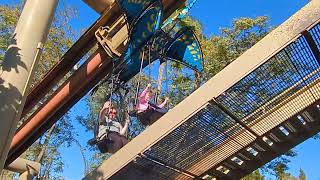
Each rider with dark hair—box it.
[97,101,130,153]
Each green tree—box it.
[260,150,297,179]
[77,72,153,172]
[201,16,271,78]
[242,170,264,180]
[0,3,20,62]
[276,172,298,180]
[298,168,306,180]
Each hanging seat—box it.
[88,121,128,154]
[129,103,168,126]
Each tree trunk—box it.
[156,62,166,103]
[194,71,201,89]
[73,139,88,176]
[43,159,53,180]
[35,124,56,163]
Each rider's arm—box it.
[139,83,151,100]
[119,112,130,136]
[157,97,169,108]
[99,101,110,123]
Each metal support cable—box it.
[148,44,152,80]
[140,153,198,178]
[283,48,318,101]
[134,50,146,105]
[211,99,260,138]
[165,60,169,109]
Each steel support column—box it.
[0,0,58,171]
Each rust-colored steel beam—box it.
[6,49,111,166]
[21,4,121,118]
[21,0,184,118]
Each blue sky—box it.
[2,0,320,179]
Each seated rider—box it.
[97,101,130,153]
[136,83,169,125]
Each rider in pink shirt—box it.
[136,83,169,125]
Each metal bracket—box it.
[95,15,129,59]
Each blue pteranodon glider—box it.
[109,0,203,83]
[116,0,163,81]
[116,0,159,23]
[91,0,203,96]
[157,0,204,72]
[164,25,204,72]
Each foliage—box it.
[242,170,264,180]
[77,73,152,171]
[0,3,20,62]
[261,150,298,178]
[202,16,271,78]
[298,168,306,180]
[78,15,296,178]
[244,168,307,180]
[1,0,313,179]
[77,14,305,178]
[186,16,303,178]
[0,1,77,86]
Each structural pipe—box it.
[6,157,41,177]
[6,49,111,166]
[83,0,115,14]
[0,0,58,171]
[83,0,179,15]
[18,171,33,180]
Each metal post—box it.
[5,157,41,180]
[19,171,33,180]
[6,157,41,176]
[0,0,58,171]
